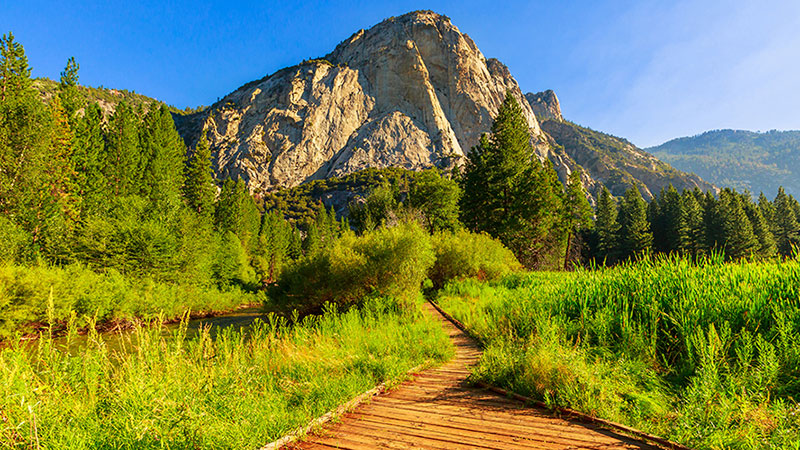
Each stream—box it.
[20,305,269,354]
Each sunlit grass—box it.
[437,255,800,449]
[0,297,453,449]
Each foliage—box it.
[270,222,435,315]
[592,184,799,264]
[427,230,521,288]
[437,255,800,449]
[461,91,565,268]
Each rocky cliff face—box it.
[176,11,548,193]
[526,90,563,122]
[175,10,714,201]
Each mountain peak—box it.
[526,90,562,122]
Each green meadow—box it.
[437,256,800,449]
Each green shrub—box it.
[270,222,434,314]
[428,230,521,288]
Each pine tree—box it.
[758,192,775,233]
[617,186,652,260]
[139,104,185,215]
[58,56,83,124]
[183,134,216,219]
[647,195,664,252]
[460,91,564,267]
[743,197,777,258]
[717,189,758,259]
[103,101,141,197]
[215,178,260,247]
[258,210,294,282]
[46,96,79,222]
[703,191,723,251]
[0,33,62,251]
[680,190,705,257]
[563,170,593,268]
[72,103,106,214]
[594,187,620,264]
[658,185,685,253]
[773,187,800,256]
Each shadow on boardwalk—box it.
[285,302,662,450]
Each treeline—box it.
[588,185,800,264]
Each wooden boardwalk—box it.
[285,302,661,450]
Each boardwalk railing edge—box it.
[259,353,430,449]
[427,299,694,450]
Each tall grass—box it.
[437,255,800,449]
[0,297,452,449]
[0,262,259,339]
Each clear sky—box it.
[3,0,799,147]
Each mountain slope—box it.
[176,11,548,194]
[32,77,191,120]
[526,91,714,200]
[175,10,713,200]
[647,130,800,197]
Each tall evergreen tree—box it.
[617,186,652,260]
[139,104,185,215]
[460,91,564,267]
[758,192,775,233]
[215,178,260,248]
[742,197,777,258]
[0,33,63,251]
[594,187,620,264]
[103,101,141,197]
[717,189,758,259]
[563,170,593,268]
[58,56,83,124]
[680,190,706,257]
[72,103,106,214]
[773,187,800,256]
[183,134,216,219]
[658,185,685,253]
[258,210,294,282]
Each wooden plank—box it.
[281,303,665,450]
[325,417,566,450]
[351,405,627,445]
[346,411,611,448]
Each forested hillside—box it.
[649,129,800,197]
[0,34,324,336]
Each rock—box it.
[175,10,714,202]
[526,90,563,122]
[176,10,550,193]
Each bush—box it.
[270,222,435,314]
[428,230,521,288]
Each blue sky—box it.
[3,0,799,147]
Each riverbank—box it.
[0,296,453,449]
[0,262,261,340]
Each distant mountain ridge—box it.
[524,90,714,200]
[173,10,713,201]
[648,129,800,197]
